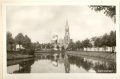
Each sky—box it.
[6,5,115,43]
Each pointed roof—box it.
[64,20,70,49]
[65,20,69,32]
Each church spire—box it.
[64,20,70,49]
[65,20,69,32]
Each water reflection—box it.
[68,56,93,71]
[7,52,116,73]
[51,54,59,67]
[13,59,35,73]
[64,53,70,73]
[68,56,116,73]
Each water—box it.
[7,53,116,73]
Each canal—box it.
[7,52,116,73]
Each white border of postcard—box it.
[2,1,120,79]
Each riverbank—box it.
[7,53,34,60]
[67,51,116,62]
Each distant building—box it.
[58,39,64,50]
[58,39,64,46]
[51,34,58,44]
[64,20,70,49]
[51,20,70,51]
[51,34,58,50]
[16,44,25,51]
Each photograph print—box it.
[6,5,116,73]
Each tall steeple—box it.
[65,20,69,32]
[64,20,70,49]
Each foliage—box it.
[109,31,116,47]
[68,39,76,51]
[76,40,83,50]
[46,43,51,49]
[56,45,60,50]
[106,31,116,52]
[7,32,34,55]
[23,35,31,49]
[82,39,92,51]
[89,5,116,22]
[67,31,115,52]
[7,32,14,51]
[94,37,102,48]
[93,31,116,52]
[7,30,116,53]
[101,33,109,47]
[15,33,24,46]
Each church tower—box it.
[64,20,70,49]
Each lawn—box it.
[67,51,116,62]
[7,53,34,60]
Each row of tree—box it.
[68,30,116,53]
[32,42,53,51]
[7,30,116,53]
[7,32,54,51]
[31,30,116,53]
[7,32,32,51]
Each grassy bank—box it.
[7,58,34,66]
[67,51,116,62]
[7,53,34,60]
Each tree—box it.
[23,35,31,49]
[56,45,60,50]
[94,37,102,51]
[101,33,109,52]
[82,39,92,52]
[15,33,24,49]
[31,42,36,50]
[91,37,97,51]
[110,31,116,53]
[7,32,14,51]
[89,6,116,22]
[34,41,41,50]
[76,40,83,50]
[91,37,97,43]
[107,31,116,53]
[41,43,45,49]
[68,39,76,51]
[46,43,51,49]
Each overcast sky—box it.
[6,5,115,43]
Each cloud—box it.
[6,5,115,43]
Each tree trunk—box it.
[10,44,12,51]
[97,47,99,51]
[94,47,95,51]
[104,46,106,52]
[112,46,114,53]
[110,47,112,52]
[19,44,21,50]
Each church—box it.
[51,21,70,51]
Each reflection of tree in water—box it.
[35,53,64,62]
[68,56,93,71]
[94,62,116,73]
[82,60,93,71]
[68,56,116,73]
[35,54,52,61]
[68,56,82,68]
[13,59,35,73]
